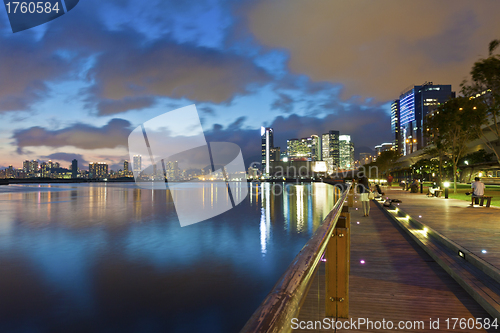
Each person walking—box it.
[357,175,371,216]
[471,177,485,205]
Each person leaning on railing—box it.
[471,177,486,205]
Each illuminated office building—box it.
[23,160,30,174]
[287,138,314,161]
[321,130,340,166]
[261,127,274,175]
[133,155,142,173]
[89,162,108,179]
[391,99,400,154]
[124,160,129,173]
[398,82,454,156]
[311,135,321,161]
[339,135,354,170]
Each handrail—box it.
[240,183,352,333]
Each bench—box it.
[427,188,442,197]
[471,196,493,207]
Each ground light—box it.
[444,181,450,199]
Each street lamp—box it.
[444,181,450,199]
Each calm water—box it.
[0,182,339,333]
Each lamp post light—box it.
[444,181,450,199]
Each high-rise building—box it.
[71,159,78,179]
[270,147,280,162]
[165,161,179,181]
[374,143,394,155]
[339,135,354,170]
[23,160,38,176]
[89,162,108,179]
[321,130,340,166]
[287,138,313,161]
[398,82,454,155]
[124,160,129,172]
[133,155,142,173]
[23,160,30,174]
[261,127,274,175]
[391,99,400,154]
[311,135,321,161]
[29,160,38,175]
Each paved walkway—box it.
[295,199,494,332]
[380,187,500,272]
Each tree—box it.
[374,150,400,176]
[411,158,439,181]
[458,149,495,182]
[461,39,500,163]
[426,97,480,193]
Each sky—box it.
[1,0,500,170]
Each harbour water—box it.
[0,182,339,333]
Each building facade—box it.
[89,162,108,179]
[71,159,78,179]
[133,155,142,173]
[339,135,354,170]
[270,147,281,162]
[398,82,454,155]
[261,127,274,175]
[391,99,400,153]
[321,130,340,167]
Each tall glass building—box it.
[398,82,454,155]
[261,127,274,175]
[339,135,354,170]
[391,99,400,154]
[133,155,142,173]
[321,130,340,166]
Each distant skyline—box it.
[1,0,500,170]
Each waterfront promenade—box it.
[294,195,495,332]
[380,187,500,271]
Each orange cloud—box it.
[247,0,500,100]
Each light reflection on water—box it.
[0,182,339,333]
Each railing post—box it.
[325,206,350,318]
[347,186,354,207]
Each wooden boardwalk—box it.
[295,199,495,332]
[383,187,500,271]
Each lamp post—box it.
[444,181,450,199]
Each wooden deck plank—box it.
[294,199,495,332]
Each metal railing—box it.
[240,184,352,333]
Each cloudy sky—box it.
[1,0,500,170]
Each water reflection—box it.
[0,182,339,333]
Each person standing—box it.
[387,174,393,187]
[357,175,371,216]
[471,177,485,205]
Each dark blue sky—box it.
[1,0,499,169]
